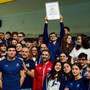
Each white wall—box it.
[0,1,90,37]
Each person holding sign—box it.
[43,15,65,62]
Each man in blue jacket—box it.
[43,15,65,62]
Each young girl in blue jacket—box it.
[64,63,87,90]
[43,60,65,90]
[62,62,73,89]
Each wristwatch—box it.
[25,69,28,73]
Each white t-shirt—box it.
[33,57,38,66]
[47,78,60,90]
[70,47,90,61]
[0,58,2,61]
[33,57,36,61]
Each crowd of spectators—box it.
[0,15,90,90]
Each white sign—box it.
[45,2,60,20]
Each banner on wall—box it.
[45,1,60,20]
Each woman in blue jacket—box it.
[65,63,87,90]
[43,60,65,90]
[62,62,73,88]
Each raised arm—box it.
[59,15,65,41]
[43,16,49,44]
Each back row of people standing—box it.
[0,15,90,90]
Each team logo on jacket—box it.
[16,63,19,67]
[70,83,73,86]
[77,84,80,88]
[84,73,86,76]
[47,67,51,70]
[39,67,41,69]
[26,63,30,67]
[5,65,8,67]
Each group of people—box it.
[0,15,90,90]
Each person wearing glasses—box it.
[18,32,25,47]
[78,53,88,78]
[43,15,65,62]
